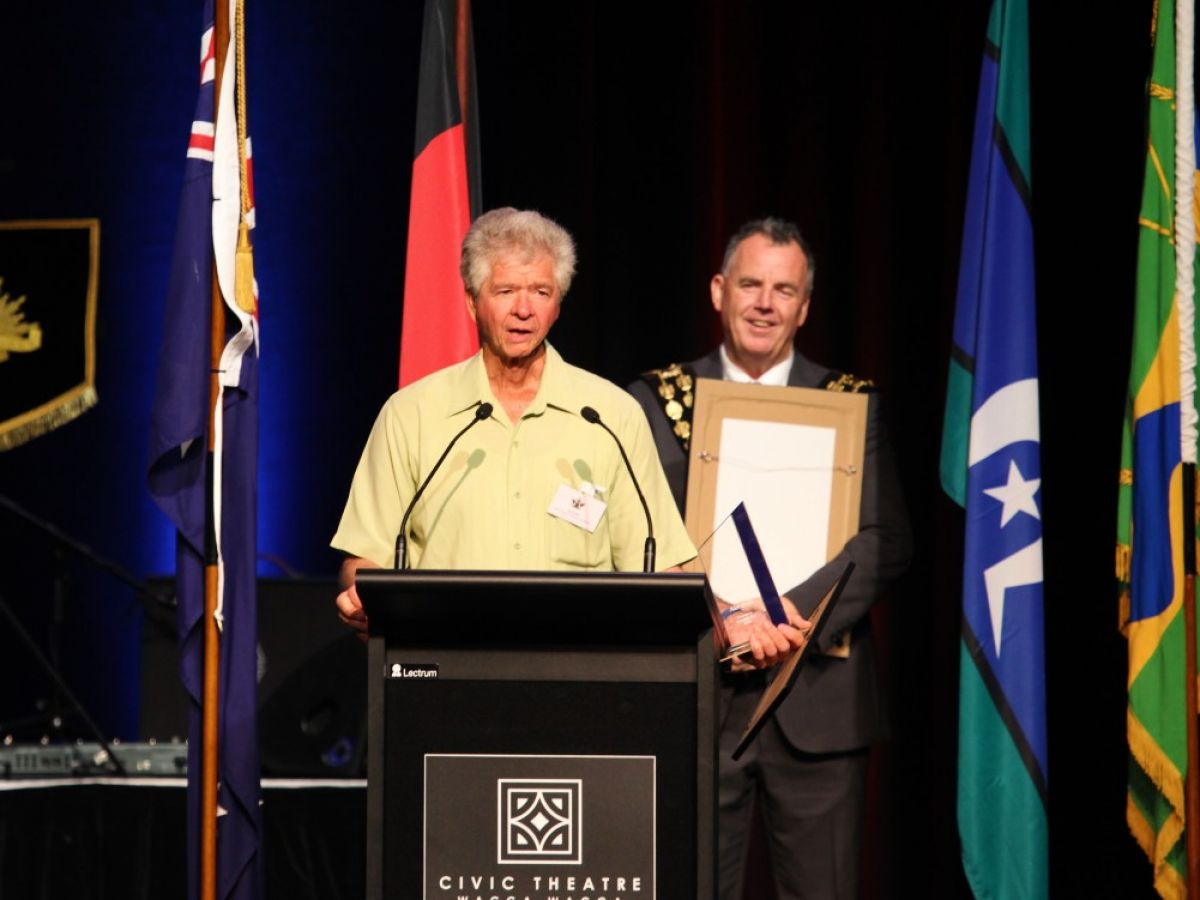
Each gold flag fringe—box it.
[0,386,96,451]
[1117,542,1133,583]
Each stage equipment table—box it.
[0,776,365,899]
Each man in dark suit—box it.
[628,218,912,899]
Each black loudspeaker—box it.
[259,633,365,776]
[139,578,366,777]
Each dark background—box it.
[0,0,1154,896]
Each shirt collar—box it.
[455,342,571,419]
[435,351,489,418]
[527,343,574,416]
[719,344,794,386]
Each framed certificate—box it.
[684,379,867,655]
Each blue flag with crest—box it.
[147,1,262,897]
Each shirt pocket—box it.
[546,513,610,570]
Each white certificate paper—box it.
[708,418,835,604]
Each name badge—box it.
[547,483,607,533]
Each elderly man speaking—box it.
[333,208,747,642]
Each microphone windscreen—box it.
[477,402,494,420]
[580,406,600,424]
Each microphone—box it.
[394,402,493,570]
[580,405,656,573]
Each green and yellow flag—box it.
[1118,1,1200,896]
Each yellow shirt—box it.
[331,344,696,571]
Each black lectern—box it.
[358,569,716,900]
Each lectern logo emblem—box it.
[497,779,582,863]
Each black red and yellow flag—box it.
[399,0,481,387]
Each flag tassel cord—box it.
[202,2,232,898]
[233,0,254,313]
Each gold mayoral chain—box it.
[643,363,696,454]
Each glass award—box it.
[697,501,790,661]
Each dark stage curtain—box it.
[467,3,1155,897]
[0,1,1165,896]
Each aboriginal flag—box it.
[399,0,482,387]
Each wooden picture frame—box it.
[684,378,868,657]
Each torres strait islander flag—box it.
[399,0,482,387]
[148,1,262,898]
[939,0,1048,897]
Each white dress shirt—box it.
[719,344,794,386]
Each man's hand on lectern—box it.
[336,556,375,640]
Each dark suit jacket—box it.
[629,349,912,753]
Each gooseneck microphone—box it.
[394,401,494,570]
[580,405,656,573]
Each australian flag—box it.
[147,1,262,898]
[938,0,1048,897]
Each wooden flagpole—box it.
[1184,464,1200,889]
[203,2,232,898]
[455,0,471,142]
